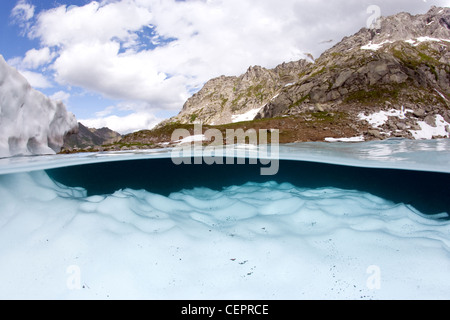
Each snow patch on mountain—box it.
[410,115,450,140]
[404,37,450,46]
[361,40,393,51]
[358,108,413,128]
[232,107,263,123]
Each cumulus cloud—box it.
[29,1,152,48]
[11,0,35,24]
[22,47,55,69]
[49,91,71,104]
[19,70,52,89]
[80,111,162,134]
[13,0,450,128]
[7,47,55,89]
[52,41,189,108]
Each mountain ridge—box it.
[158,6,450,141]
[158,59,312,127]
[61,122,121,152]
[74,6,450,152]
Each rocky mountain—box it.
[160,59,312,126]
[61,123,121,152]
[161,6,450,141]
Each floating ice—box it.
[325,136,365,143]
[0,55,78,158]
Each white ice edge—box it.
[325,136,365,143]
[0,139,449,175]
[0,55,77,158]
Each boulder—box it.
[424,115,437,127]
[413,108,426,118]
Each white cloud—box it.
[11,0,35,22]
[29,1,152,48]
[6,57,23,69]
[26,0,323,111]
[52,41,189,109]
[28,0,189,109]
[49,90,71,103]
[95,105,117,118]
[19,70,52,89]
[8,47,56,74]
[22,47,55,69]
[80,111,162,134]
[11,0,35,35]
[15,0,450,129]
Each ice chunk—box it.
[0,55,78,158]
[325,136,365,142]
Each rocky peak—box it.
[62,123,122,151]
[249,6,450,140]
[325,6,450,56]
[242,65,270,81]
[168,58,312,126]
[160,7,450,141]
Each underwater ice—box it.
[0,140,449,299]
[0,166,449,299]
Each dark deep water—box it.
[46,158,450,217]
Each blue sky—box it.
[0,1,134,120]
[1,0,449,134]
